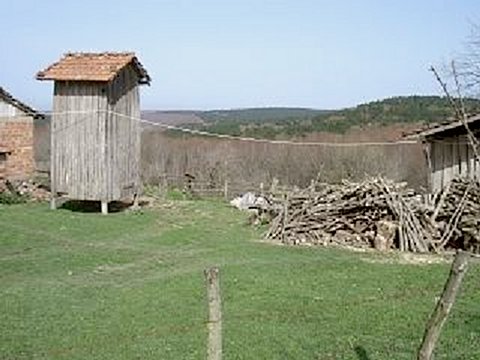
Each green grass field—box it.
[1,200,479,359]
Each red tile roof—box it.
[36,52,150,84]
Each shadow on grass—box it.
[60,200,132,213]
[354,346,371,360]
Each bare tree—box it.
[431,64,480,161]
[430,23,480,161]
[456,23,480,98]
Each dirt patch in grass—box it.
[361,251,452,265]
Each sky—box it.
[1,0,479,110]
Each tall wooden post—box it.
[50,195,57,210]
[162,175,168,198]
[50,116,56,210]
[223,179,229,200]
[417,251,470,360]
[101,201,108,215]
[205,267,222,360]
[132,193,139,209]
[281,193,289,243]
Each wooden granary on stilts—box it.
[37,52,151,214]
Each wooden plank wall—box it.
[430,134,480,192]
[106,65,141,200]
[52,81,107,200]
[52,66,141,202]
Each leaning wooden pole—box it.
[205,267,222,360]
[417,251,470,360]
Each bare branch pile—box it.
[260,177,480,253]
[427,178,480,253]
[0,179,50,202]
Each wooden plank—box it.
[473,155,480,180]
[431,142,442,192]
[468,142,476,180]
[205,267,222,360]
[50,82,59,207]
[101,200,108,215]
[99,88,108,200]
[417,251,470,360]
[458,136,468,178]
[451,137,459,179]
[443,139,453,188]
[107,64,141,201]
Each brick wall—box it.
[0,116,35,179]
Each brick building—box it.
[0,86,44,180]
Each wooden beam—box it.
[101,201,108,215]
[417,251,470,360]
[205,267,222,360]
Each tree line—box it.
[179,96,480,139]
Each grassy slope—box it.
[1,201,480,359]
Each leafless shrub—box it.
[141,128,428,192]
[36,122,428,192]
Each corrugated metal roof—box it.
[36,52,151,84]
[0,86,44,118]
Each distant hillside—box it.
[141,108,327,127]
[201,107,331,123]
[141,110,205,126]
[142,96,480,138]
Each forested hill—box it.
[190,96,480,138]
[142,96,480,138]
[200,107,331,123]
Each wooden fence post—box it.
[270,177,278,194]
[417,250,470,360]
[162,175,168,198]
[205,267,222,360]
[224,180,228,200]
[281,193,289,243]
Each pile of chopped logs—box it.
[258,177,480,253]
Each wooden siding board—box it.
[428,143,437,191]
[458,137,468,178]
[107,65,140,200]
[452,137,460,179]
[426,127,480,191]
[442,140,452,188]
[468,143,476,180]
[474,140,480,180]
[431,142,442,192]
[51,83,58,197]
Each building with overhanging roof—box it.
[37,52,151,213]
[0,86,44,180]
[407,114,480,191]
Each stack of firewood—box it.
[427,178,480,253]
[259,176,480,253]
